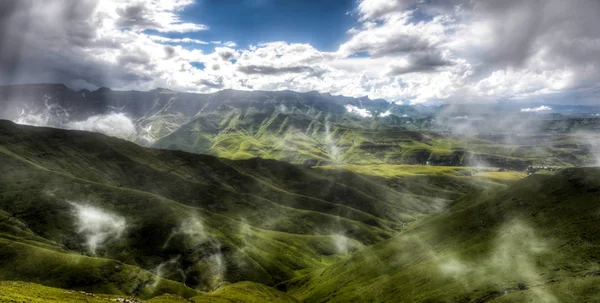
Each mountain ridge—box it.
[2,83,599,168]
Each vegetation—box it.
[0,281,297,303]
[1,119,599,302]
[284,168,600,302]
[0,120,512,298]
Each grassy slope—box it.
[153,108,472,166]
[0,120,508,297]
[153,105,596,168]
[0,120,539,302]
[286,168,600,302]
[0,281,298,303]
[0,143,362,292]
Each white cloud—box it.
[521,105,552,112]
[223,41,237,47]
[147,35,208,44]
[345,104,372,118]
[380,109,392,117]
[1,0,599,105]
[66,112,137,138]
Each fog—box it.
[66,113,136,138]
[69,201,126,255]
[158,215,227,289]
[13,100,139,139]
[344,105,372,118]
[437,221,557,302]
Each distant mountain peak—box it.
[95,87,112,93]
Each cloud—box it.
[114,1,207,33]
[520,105,552,112]
[222,41,237,48]
[0,0,598,104]
[148,35,208,44]
[66,113,137,138]
[237,64,324,77]
[197,76,225,89]
[387,50,454,75]
[345,104,372,118]
[338,10,445,58]
[379,109,392,117]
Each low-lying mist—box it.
[12,101,138,139]
[69,201,126,255]
[158,215,227,289]
[437,221,557,302]
[66,113,136,138]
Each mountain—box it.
[1,84,599,168]
[0,120,513,300]
[1,120,599,302]
[284,167,600,302]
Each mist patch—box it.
[345,104,372,118]
[521,105,552,112]
[69,202,126,255]
[67,112,136,138]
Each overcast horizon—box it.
[1,0,599,105]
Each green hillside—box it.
[0,281,298,303]
[284,167,600,302]
[152,96,598,168]
[152,104,542,169]
[0,120,512,299]
[1,119,597,302]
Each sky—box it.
[0,0,599,104]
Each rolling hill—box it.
[0,120,511,300]
[284,167,600,302]
[0,120,598,302]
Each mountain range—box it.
[2,84,600,168]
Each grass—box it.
[188,282,299,303]
[1,120,597,302]
[0,120,497,297]
[152,104,599,168]
[284,168,600,302]
[0,281,298,303]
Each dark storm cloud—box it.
[387,50,453,75]
[115,3,161,30]
[0,0,104,88]
[0,0,163,90]
[0,1,26,78]
[198,77,224,89]
[353,34,433,58]
[117,51,151,67]
[217,48,236,61]
[463,0,600,74]
[238,65,326,77]
[357,0,462,21]
[164,46,176,59]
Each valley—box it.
[0,85,599,302]
[0,119,599,302]
[2,0,599,301]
